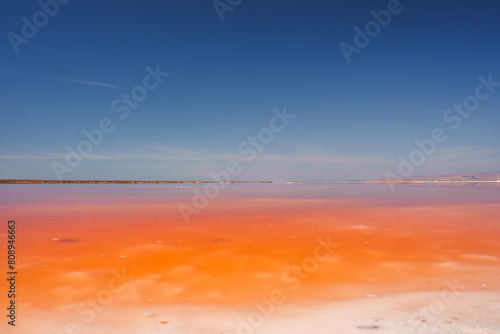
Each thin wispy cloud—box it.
[2,145,497,181]
[0,65,124,90]
[414,146,500,173]
[434,146,500,162]
[0,153,64,160]
[0,62,13,73]
[5,145,497,167]
[0,146,390,165]
[140,144,196,156]
[0,65,28,77]
[60,78,125,90]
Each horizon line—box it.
[1,179,500,185]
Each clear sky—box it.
[1,0,499,181]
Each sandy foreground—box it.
[7,290,499,334]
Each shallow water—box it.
[1,184,499,333]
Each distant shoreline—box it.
[1,179,499,185]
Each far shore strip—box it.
[1,179,500,184]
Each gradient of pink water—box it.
[1,184,499,309]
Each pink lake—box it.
[1,183,499,333]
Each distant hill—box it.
[1,172,499,184]
[403,171,500,182]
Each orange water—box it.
[1,184,499,310]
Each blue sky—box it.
[1,0,499,180]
